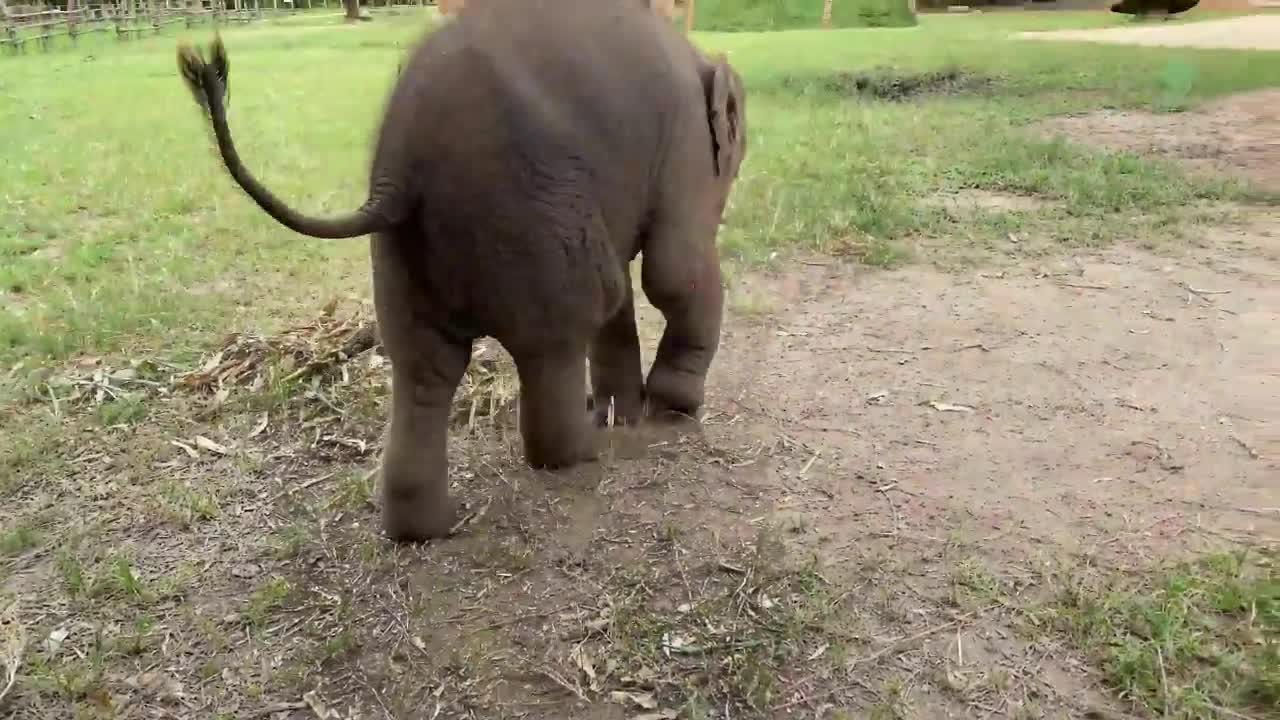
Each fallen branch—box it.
[1230,435,1260,460]
[1204,702,1262,720]
[269,470,342,503]
[878,483,900,544]
[249,702,307,718]
[1056,281,1110,290]
[1182,282,1231,298]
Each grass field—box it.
[3,9,1279,364]
[1,7,1277,719]
[691,0,917,31]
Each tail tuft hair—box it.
[177,33,231,114]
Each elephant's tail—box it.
[177,36,398,240]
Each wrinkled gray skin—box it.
[176,0,748,542]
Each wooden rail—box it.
[2,0,437,53]
[0,0,359,54]
[1,2,231,51]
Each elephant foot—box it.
[524,417,604,470]
[382,495,459,543]
[644,365,705,424]
[526,436,602,469]
[380,467,459,543]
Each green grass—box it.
[0,11,1277,366]
[692,0,916,31]
[1053,549,1278,718]
[0,521,40,557]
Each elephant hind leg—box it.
[510,342,598,469]
[640,218,724,421]
[371,230,472,542]
[380,333,472,542]
[589,274,645,427]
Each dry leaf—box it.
[607,691,659,710]
[198,351,224,375]
[570,645,599,690]
[585,613,611,634]
[303,689,334,719]
[135,670,184,701]
[194,436,229,455]
[928,401,975,414]
[43,627,69,656]
[248,413,269,438]
[942,667,970,692]
[661,633,690,657]
[631,712,677,720]
[170,440,199,459]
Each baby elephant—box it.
[176,0,748,541]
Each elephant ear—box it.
[703,56,745,178]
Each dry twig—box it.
[0,600,26,706]
[539,667,588,702]
[877,484,901,543]
[772,604,1000,711]
[1057,281,1110,290]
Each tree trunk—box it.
[343,0,359,20]
[822,0,833,28]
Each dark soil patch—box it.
[783,67,999,100]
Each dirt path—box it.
[1033,88,1280,194]
[451,210,1280,717]
[1017,14,1280,51]
[263,211,1275,718]
[4,213,1277,718]
[701,215,1279,559]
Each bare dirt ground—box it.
[1034,88,1280,194]
[1017,14,1280,51]
[6,216,1276,719]
[4,99,1279,719]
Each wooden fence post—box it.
[821,0,832,28]
[2,4,23,53]
[66,0,79,45]
[683,0,693,33]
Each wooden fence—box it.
[1,1,254,53]
[0,0,428,54]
